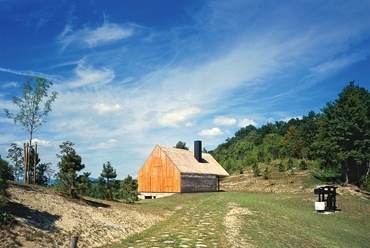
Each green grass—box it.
[107,191,370,248]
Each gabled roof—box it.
[158,145,229,177]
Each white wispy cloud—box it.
[158,107,201,127]
[97,139,119,149]
[198,127,223,138]
[67,64,115,88]
[58,21,133,50]
[1,82,18,89]
[213,116,236,126]
[92,103,123,115]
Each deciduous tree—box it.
[3,76,58,183]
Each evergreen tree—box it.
[100,162,117,200]
[0,156,13,209]
[55,141,85,198]
[35,162,49,186]
[77,172,92,196]
[7,143,23,182]
[119,175,138,203]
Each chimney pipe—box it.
[194,140,202,162]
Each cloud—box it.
[93,103,123,115]
[32,139,52,147]
[158,107,201,127]
[67,64,115,88]
[213,116,236,126]
[58,21,133,50]
[0,67,62,82]
[1,82,18,89]
[198,127,223,137]
[237,118,257,127]
[97,139,119,149]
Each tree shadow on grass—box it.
[4,201,61,232]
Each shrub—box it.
[360,175,370,191]
[278,162,285,172]
[263,166,273,180]
[299,160,308,170]
[252,162,260,177]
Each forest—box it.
[209,81,370,190]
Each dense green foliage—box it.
[211,82,370,189]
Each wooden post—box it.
[69,236,79,248]
[23,143,28,184]
[33,143,37,184]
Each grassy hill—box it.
[2,170,370,247]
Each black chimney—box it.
[194,140,202,162]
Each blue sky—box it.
[1,1,370,178]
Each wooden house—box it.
[138,141,229,195]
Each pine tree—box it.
[100,162,117,200]
[55,141,85,198]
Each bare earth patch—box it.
[224,202,254,248]
[2,184,167,247]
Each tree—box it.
[35,163,49,186]
[3,76,58,184]
[262,133,282,160]
[0,156,14,210]
[315,82,370,183]
[86,177,106,199]
[55,141,85,198]
[119,175,138,203]
[174,141,189,150]
[7,143,23,182]
[77,172,92,196]
[100,162,117,200]
[45,165,55,187]
[281,125,303,159]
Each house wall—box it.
[138,146,181,193]
[180,173,218,193]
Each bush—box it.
[278,162,285,172]
[0,211,14,227]
[287,158,294,171]
[360,175,370,191]
[263,166,273,180]
[299,160,308,170]
[252,162,260,177]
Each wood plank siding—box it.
[138,145,181,193]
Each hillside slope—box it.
[1,183,167,247]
